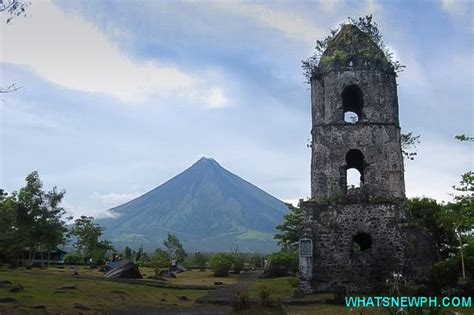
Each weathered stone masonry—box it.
[299,25,436,293]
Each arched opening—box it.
[351,232,372,252]
[346,168,362,188]
[345,149,365,190]
[344,111,359,123]
[342,85,363,123]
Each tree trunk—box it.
[458,233,466,280]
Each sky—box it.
[0,0,473,219]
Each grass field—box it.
[0,266,207,313]
[0,266,472,314]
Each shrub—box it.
[267,251,298,272]
[210,253,234,277]
[191,252,208,270]
[232,290,249,310]
[232,253,245,274]
[63,252,83,265]
[432,259,459,289]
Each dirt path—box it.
[196,270,262,305]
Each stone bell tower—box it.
[298,25,435,293]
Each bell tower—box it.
[298,24,435,293]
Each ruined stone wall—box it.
[310,69,405,200]
[299,200,435,293]
[311,124,405,199]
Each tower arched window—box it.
[345,149,364,189]
[342,85,363,123]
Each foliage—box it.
[191,252,208,270]
[401,132,421,161]
[150,248,169,269]
[302,15,405,82]
[135,245,143,262]
[231,290,249,311]
[0,171,69,266]
[0,0,28,23]
[163,233,187,262]
[209,253,234,277]
[267,251,298,272]
[63,252,83,265]
[69,215,114,265]
[432,259,459,289]
[406,198,457,259]
[232,253,245,274]
[124,246,132,260]
[274,203,301,250]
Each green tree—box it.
[151,248,169,269]
[210,253,234,277]
[406,197,457,259]
[124,246,132,260]
[69,215,114,265]
[1,171,69,267]
[163,233,187,262]
[191,252,208,270]
[439,172,474,280]
[135,245,143,262]
[274,203,301,250]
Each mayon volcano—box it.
[98,158,288,252]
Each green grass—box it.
[248,277,296,299]
[0,266,207,313]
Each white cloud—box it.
[440,0,468,17]
[203,87,229,109]
[0,0,229,107]
[363,0,383,15]
[214,2,324,45]
[405,134,473,202]
[92,191,143,208]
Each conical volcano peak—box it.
[98,157,288,252]
[194,157,220,166]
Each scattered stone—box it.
[32,304,47,309]
[0,297,17,303]
[0,280,12,287]
[103,260,142,279]
[59,285,77,290]
[111,290,128,295]
[160,298,167,302]
[8,285,24,293]
[158,270,177,279]
[214,282,223,285]
[54,290,67,294]
[177,295,189,301]
[73,303,90,310]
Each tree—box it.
[1,0,29,94]
[401,132,421,161]
[151,248,169,269]
[0,0,28,23]
[135,245,143,262]
[274,203,301,250]
[1,171,69,267]
[69,215,114,265]
[163,233,187,262]
[191,252,208,270]
[406,197,457,259]
[124,246,132,260]
[437,134,474,280]
[439,172,474,280]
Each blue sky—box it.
[1,0,473,218]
